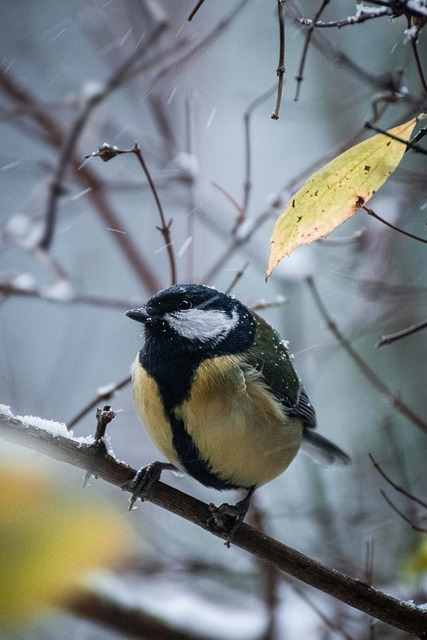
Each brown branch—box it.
[286,3,424,108]
[381,490,427,533]
[187,0,207,22]
[365,0,427,19]
[224,262,249,295]
[369,454,427,510]
[65,585,208,640]
[39,20,168,251]
[306,276,427,436]
[410,28,427,96]
[364,121,427,155]
[271,0,286,120]
[1,411,427,638]
[363,206,427,244]
[243,83,277,215]
[299,7,390,28]
[377,318,427,347]
[294,0,330,101]
[67,375,131,431]
[89,142,177,286]
[0,278,144,311]
[0,72,160,292]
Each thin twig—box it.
[363,206,427,244]
[187,0,207,21]
[271,0,286,120]
[201,209,273,283]
[369,454,427,510]
[294,0,330,101]
[39,20,168,251]
[0,72,160,292]
[67,375,131,431]
[211,181,244,220]
[410,30,427,96]
[0,278,145,310]
[1,412,427,637]
[150,0,249,87]
[365,0,427,19]
[89,143,177,286]
[300,8,390,28]
[306,276,427,435]
[131,143,177,285]
[364,121,427,155]
[224,262,249,295]
[243,83,277,215]
[377,318,427,347]
[381,490,427,533]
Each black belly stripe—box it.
[170,414,241,491]
[140,349,242,490]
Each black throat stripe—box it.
[139,350,243,490]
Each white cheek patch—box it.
[165,309,239,342]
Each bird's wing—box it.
[247,311,316,428]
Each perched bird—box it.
[126,284,350,544]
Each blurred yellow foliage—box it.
[0,464,133,628]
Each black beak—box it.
[126,306,149,323]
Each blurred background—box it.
[0,1,426,638]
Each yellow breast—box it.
[131,358,180,467]
[131,355,303,489]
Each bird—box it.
[126,283,350,544]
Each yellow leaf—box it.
[267,117,417,279]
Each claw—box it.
[123,461,176,510]
[207,486,255,547]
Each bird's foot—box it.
[207,487,255,547]
[123,461,176,511]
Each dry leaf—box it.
[267,118,417,279]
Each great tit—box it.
[126,284,350,543]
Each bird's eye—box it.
[178,299,192,310]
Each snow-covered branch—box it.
[1,405,426,638]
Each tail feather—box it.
[301,428,351,466]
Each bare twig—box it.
[243,83,277,215]
[377,318,427,347]
[187,0,207,22]
[201,209,273,283]
[131,143,177,285]
[0,277,144,310]
[1,412,427,637]
[365,0,427,20]
[150,0,249,87]
[224,262,249,295]
[363,206,427,244]
[0,72,160,292]
[89,142,177,286]
[271,0,286,120]
[369,454,427,510]
[211,181,244,222]
[67,375,131,431]
[381,490,427,533]
[306,276,427,435]
[39,20,168,251]
[294,0,330,101]
[300,10,389,29]
[364,121,427,155]
[409,28,427,96]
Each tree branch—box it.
[306,276,427,435]
[271,0,286,120]
[0,409,426,638]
